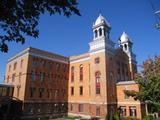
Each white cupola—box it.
[118,32,132,53]
[92,14,111,40]
[94,14,111,27]
[89,14,115,54]
[120,32,131,43]
[118,32,137,64]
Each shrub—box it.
[143,115,153,120]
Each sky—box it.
[0,0,160,82]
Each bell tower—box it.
[118,32,137,79]
[92,14,110,40]
[89,14,115,117]
[89,14,114,54]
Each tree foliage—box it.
[0,0,80,52]
[126,56,160,112]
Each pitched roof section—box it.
[94,14,111,28]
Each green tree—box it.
[0,0,80,52]
[126,56,160,113]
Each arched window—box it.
[99,28,102,36]
[95,30,98,38]
[95,71,101,94]
[95,71,101,83]
[80,65,83,81]
[124,44,127,51]
[71,66,74,82]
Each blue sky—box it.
[0,0,160,82]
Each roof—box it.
[116,80,137,85]
[94,14,111,27]
[119,32,132,43]
[7,47,69,64]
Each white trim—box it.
[8,52,29,64]
[90,49,105,55]
[70,57,90,64]
[8,51,69,64]
[116,102,143,105]
[29,52,69,64]
[116,81,137,85]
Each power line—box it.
[149,0,160,29]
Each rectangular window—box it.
[12,73,16,82]
[80,73,83,81]
[120,106,126,116]
[122,63,125,81]
[117,61,121,81]
[126,71,128,81]
[20,59,23,68]
[19,72,22,83]
[109,71,113,81]
[54,89,58,98]
[80,65,83,81]
[71,66,74,82]
[71,74,74,82]
[95,57,100,64]
[63,65,67,72]
[17,86,20,97]
[39,88,44,98]
[30,87,35,98]
[96,86,100,95]
[71,87,74,95]
[96,107,100,116]
[117,69,121,82]
[9,65,11,72]
[78,104,83,112]
[79,104,83,112]
[129,106,137,117]
[40,72,45,82]
[48,73,51,81]
[96,81,100,95]
[122,70,125,81]
[70,104,73,111]
[32,57,38,66]
[14,62,17,70]
[47,89,50,98]
[80,86,83,95]
[56,63,60,70]
[31,71,36,81]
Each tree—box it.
[125,56,160,113]
[0,0,80,52]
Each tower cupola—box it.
[118,32,133,53]
[89,14,115,54]
[118,32,137,79]
[92,14,111,40]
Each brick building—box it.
[4,14,145,119]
